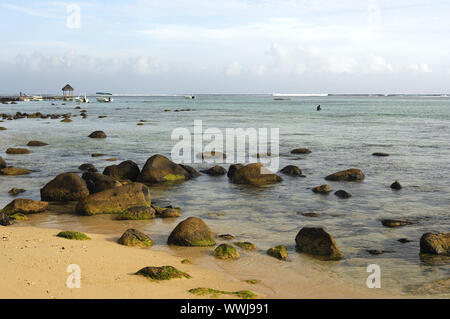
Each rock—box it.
[301,212,321,217]
[381,219,412,228]
[325,168,365,182]
[60,118,72,123]
[334,190,352,198]
[56,231,90,240]
[10,213,27,221]
[372,152,390,157]
[167,217,215,246]
[280,165,303,177]
[91,153,105,158]
[0,213,13,226]
[135,266,190,280]
[118,206,156,220]
[76,183,151,216]
[159,208,181,218]
[6,148,30,155]
[234,242,256,251]
[117,229,153,247]
[201,165,227,176]
[179,164,201,178]
[0,156,6,169]
[290,148,311,154]
[0,127,6,130]
[41,173,89,202]
[0,167,32,176]
[414,277,450,295]
[106,158,118,162]
[27,141,48,147]
[230,163,283,186]
[218,234,234,240]
[82,172,122,194]
[103,160,140,181]
[196,151,226,160]
[78,163,97,172]
[137,154,192,183]
[267,245,288,260]
[213,244,240,259]
[367,249,387,255]
[2,199,48,215]
[227,164,244,179]
[420,233,450,256]
[390,181,402,190]
[88,131,107,138]
[312,184,332,194]
[8,188,26,196]
[398,238,412,243]
[295,227,343,260]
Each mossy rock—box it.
[117,229,153,248]
[57,231,90,240]
[181,259,193,264]
[212,244,240,260]
[234,241,256,251]
[244,279,261,284]
[267,245,288,260]
[188,287,257,299]
[10,213,28,221]
[167,217,215,247]
[136,266,191,281]
[117,206,156,220]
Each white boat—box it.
[75,94,89,103]
[96,92,114,103]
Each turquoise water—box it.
[0,95,449,296]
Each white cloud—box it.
[225,61,243,76]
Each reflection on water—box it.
[1,95,449,297]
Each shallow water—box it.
[1,95,449,297]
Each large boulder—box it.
[88,131,106,138]
[325,168,365,182]
[117,229,153,248]
[82,172,122,194]
[137,154,192,183]
[295,227,343,260]
[2,199,48,215]
[103,160,140,181]
[227,164,244,179]
[0,156,6,169]
[167,217,215,246]
[41,173,90,201]
[230,163,283,186]
[76,183,151,216]
[420,233,450,256]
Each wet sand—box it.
[0,225,399,299]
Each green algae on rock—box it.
[168,217,215,247]
[267,245,288,260]
[188,287,257,299]
[136,266,190,281]
[212,244,240,260]
[117,229,153,248]
[234,241,256,251]
[57,231,90,240]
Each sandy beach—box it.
[0,225,398,299]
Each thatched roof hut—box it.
[62,84,74,99]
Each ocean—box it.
[1,95,449,296]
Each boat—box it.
[96,92,114,103]
[75,94,89,103]
[184,95,195,99]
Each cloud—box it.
[407,63,432,73]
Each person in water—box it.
[317,105,321,111]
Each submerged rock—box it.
[325,168,365,182]
[390,181,402,190]
[117,229,153,247]
[152,205,181,218]
[420,232,450,256]
[27,140,48,147]
[213,244,240,260]
[78,163,97,173]
[103,160,140,181]
[88,131,107,138]
[372,152,390,157]
[201,165,227,176]
[196,151,226,160]
[41,173,90,202]
[295,227,343,260]
[2,199,48,215]
[398,238,412,243]
[167,217,215,247]
[334,190,352,198]
[267,245,288,260]
[230,163,282,186]
[234,241,256,251]
[312,184,332,194]
[280,165,303,177]
[218,234,235,240]
[6,148,30,155]
[76,183,151,216]
[290,148,311,154]
[381,219,412,228]
[8,188,26,196]
[0,167,32,176]
[0,156,6,169]
[138,154,192,183]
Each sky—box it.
[1,0,450,94]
